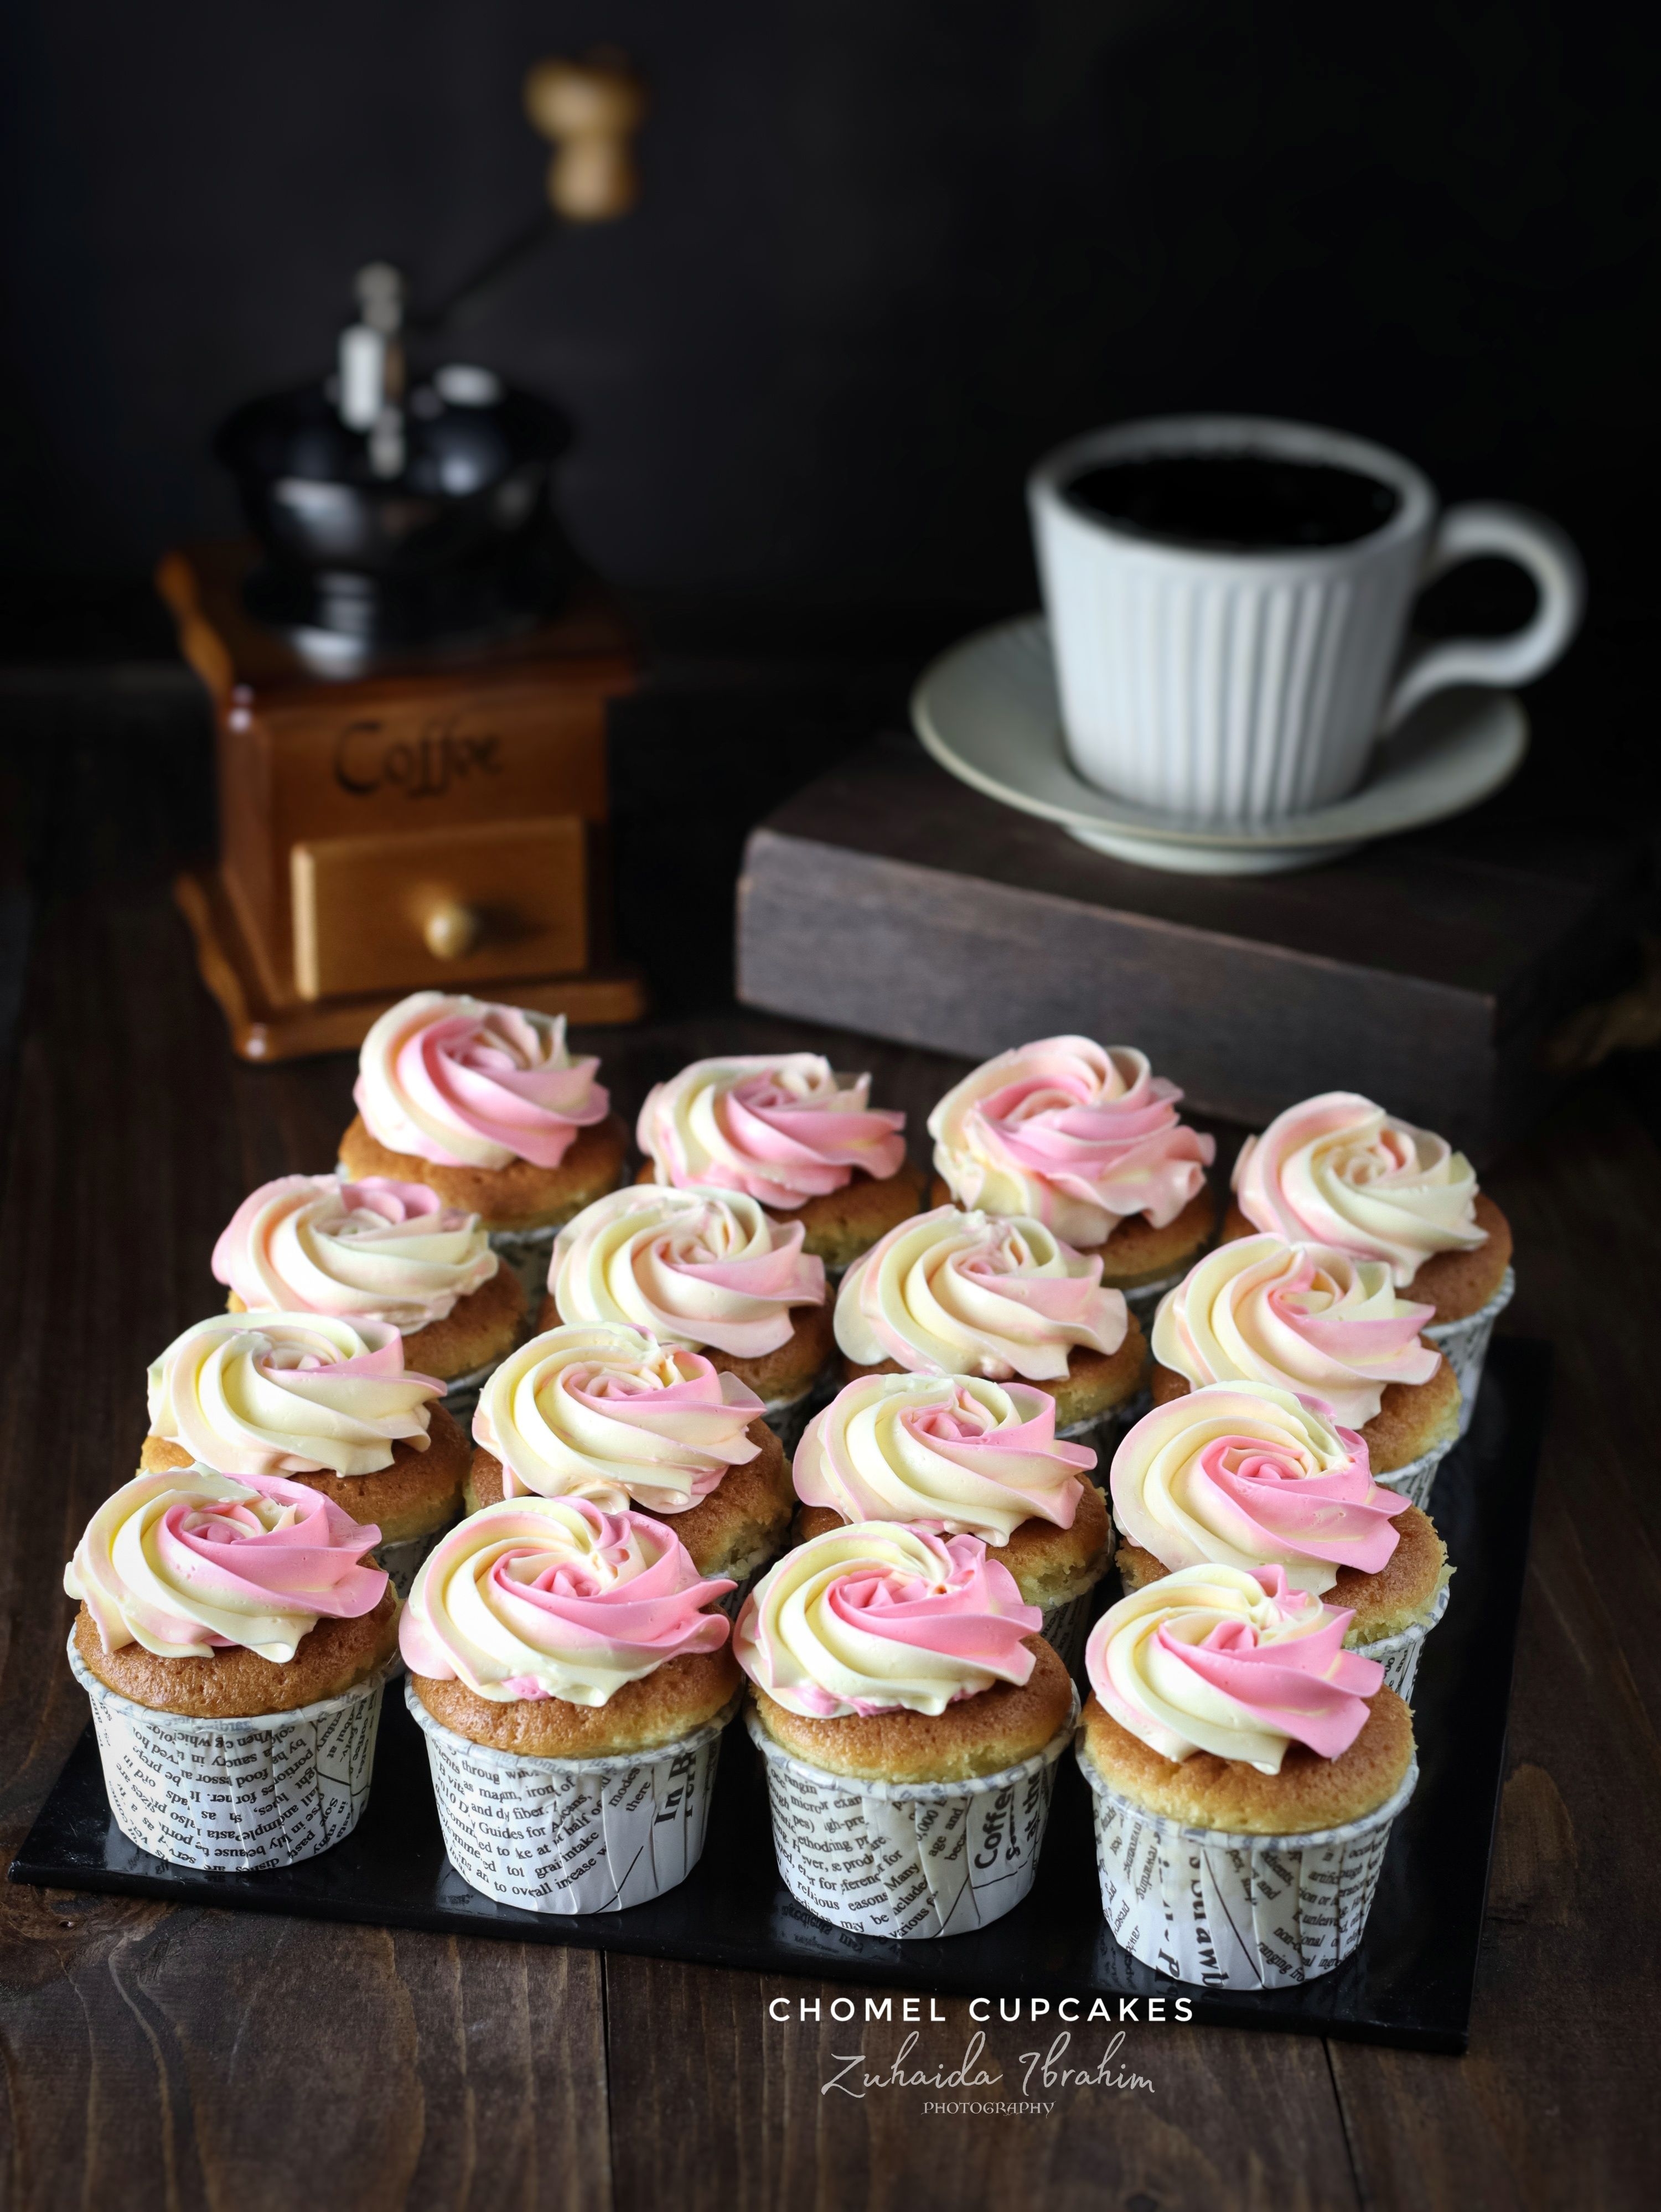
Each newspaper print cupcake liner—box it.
[715,1559,774,1623]
[746,1688,1079,1940]
[376,1522,456,1604]
[407,1679,739,1913]
[760,1386,820,1458]
[69,1636,391,1872]
[1353,1579,1451,1702]
[1117,1267,1189,1320]
[1425,1268,1515,1437]
[487,1222,562,1303]
[1080,1742,1418,1988]
[1037,1589,1097,1675]
[1370,1436,1455,1512]
[435,1354,506,1427]
[1061,1390,1149,1485]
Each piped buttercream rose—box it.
[1110,1380,1406,1595]
[1231,1091,1485,1286]
[399,1495,733,1704]
[147,1314,444,1478]
[355,991,607,1171]
[474,1323,764,1515]
[213,1173,498,1333]
[66,1465,387,1661]
[1151,1234,1439,1428]
[1084,1563,1384,1772]
[929,1037,1214,1248]
[637,1053,906,1207]
[794,1371,1095,1545]
[551,1186,824,1356]
[734,1522,1041,1718]
[835,1204,1126,1380]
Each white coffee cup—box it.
[1028,415,1584,823]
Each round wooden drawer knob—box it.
[421,900,483,961]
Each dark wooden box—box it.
[735,737,1646,1163]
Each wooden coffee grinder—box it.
[168,53,651,1060]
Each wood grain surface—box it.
[2,718,1657,2211]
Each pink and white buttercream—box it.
[835,1204,1127,1381]
[1151,1235,1439,1428]
[354,991,608,1172]
[1085,1563,1383,1771]
[550,1185,825,1358]
[399,1495,733,1705]
[1232,1091,1486,1287]
[1111,1381,1406,1597]
[474,1323,764,1515]
[147,1314,444,1478]
[734,1522,1041,1718]
[928,1037,1215,1248]
[213,1173,498,1333]
[637,1053,907,1208]
[65,1465,387,1662]
[794,1372,1095,1546]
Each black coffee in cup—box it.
[1062,450,1401,553]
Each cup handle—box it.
[1381,501,1586,731]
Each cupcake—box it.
[634,1051,922,1270]
[927,1038,1217,1307]
[791,1370,1110,1669]
[465,1322,794,1603]
[1110,1381,1451,1696]
[213,1173,525,1395]
[1150,1234,1458,1495]
[736,1522,1077,1936]
[1078,1564,1417,1986]
[65,1464,397,1868]
[834,1203,1147,1448]
[142,1312,466,1592]
[338,993,629,1260]
[1227,1091,1514,1433]
[401,1495,741,1913]
[540,1185,831,1441]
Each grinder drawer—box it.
[291,816,588,1001]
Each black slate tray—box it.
[11,1338,1546,2052]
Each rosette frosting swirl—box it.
[835,1204,1127,1380]
[637,1053,907,1207]
[148,1314,443,1478]
[399,1495,733,1705]
[474,1324,764,1515]
[794,1372,1095,1545]
[734,1522,1041,1718]
[66,1465,387,1662]
[1085,1563,1383,1772]
[213,1173,498,1332]
[1111,1380,1405,1594]
[1152,1235,1439,1428]
[1232,1091,1486,1286]
[551,1185,825,1356]
[355,991,608,1171]
[929,1037,1215,1247]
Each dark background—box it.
[1,0,1655,1023]
[2,0,1655,614]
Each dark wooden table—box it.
[2,713,1657,2212]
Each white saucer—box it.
[910,617,1528,875]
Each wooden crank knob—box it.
[523,51,646,221]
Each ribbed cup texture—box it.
[1035,495,1424,823]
